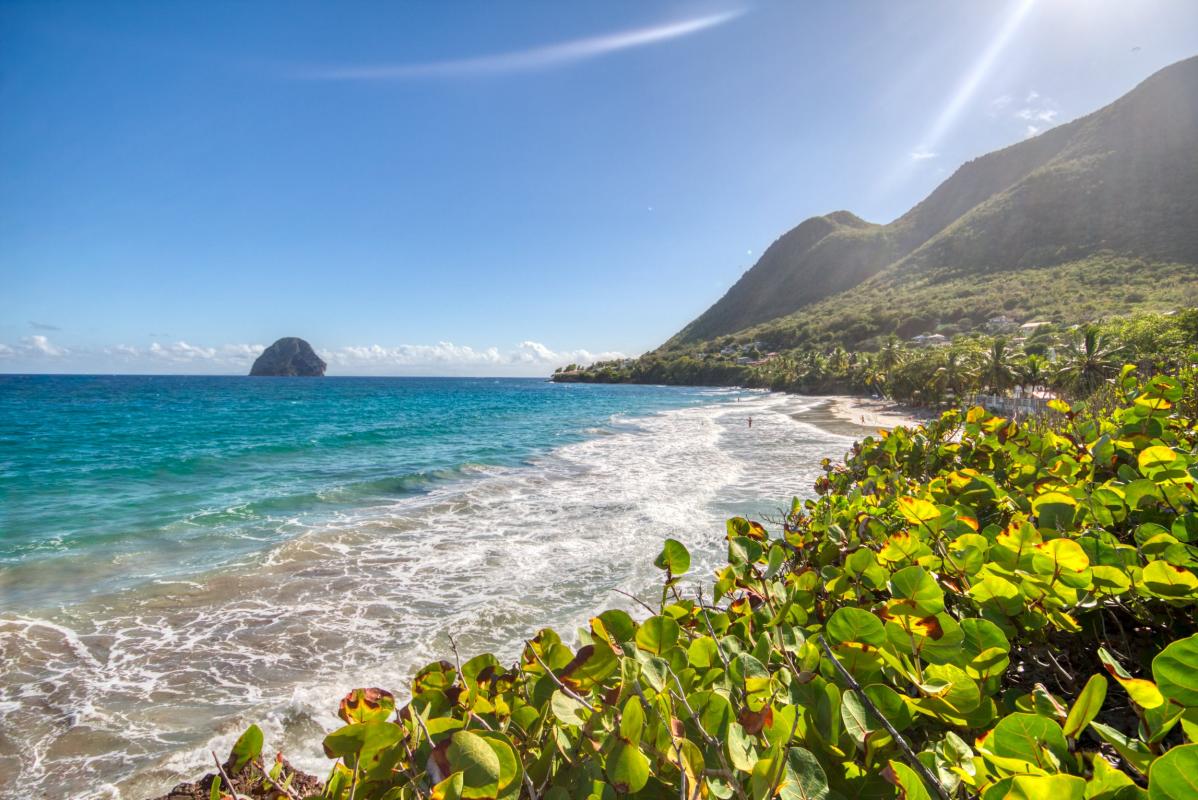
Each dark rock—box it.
[250,338,327,377]
[145,758,322,800]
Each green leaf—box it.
[898,496,940,525]
[826,607,885,647]
[778,747,830,800]
[635,615,680,655]
[606,740,650,794]
[1063,674,1108,738]
[619,696,644,744]
[889,565,945,615]
[1007,774,1085,800]
[990,713,1069,770]
[886,761,933,800]
[840,690,873,744]
[1099,648,1166,709]
[339,687,397,724]
[1139,445,1178,475]
[229,723,264,772]
[1142,561,1198,598]
[653,538,691,575]
[1148,743,1198,799]
[1154,634,1198,707]
[550,690,589,727]
[448,730,502,798]
[208,775,221,800]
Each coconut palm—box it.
[934,347,980,402]
[979,338,1020,395]
[878,335,906,373]
[1054,327,1124,397]
[1020,353,1049,395]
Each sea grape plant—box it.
[237,367,1197,799]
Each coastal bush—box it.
[231,368,1196,799]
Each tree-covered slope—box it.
[667,55,1198,350]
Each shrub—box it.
[228,368,1197,799]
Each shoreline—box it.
[786,394,934,438]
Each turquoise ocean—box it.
[0,375,855,798]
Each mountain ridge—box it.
[665,54,1198,351]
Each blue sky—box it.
[2,0,1196,375]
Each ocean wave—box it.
[0,395,848,799]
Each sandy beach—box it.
[792,395,934,437]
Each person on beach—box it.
[748,417,752,428]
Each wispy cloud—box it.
[29,321,61,332]
[298,11,743,80]
[321,340,625,370]
[4,335,69,357]
[909,150,937,161]
[1018,90,1060,137]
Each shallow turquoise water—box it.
[0,375,738,609]
[0,375,852,799]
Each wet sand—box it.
[791,395,933,437]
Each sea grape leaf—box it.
[990,713,1069,770]
[778,747,830,800]
[339,687,396,724]
[826,607,885,647]
[619,696,644,744]
[447,730,502,798]
[550,691,589,727]
[605,740,650,794]
[654,538,691,576]
[1148,743,1198,799]
[1141,561,1198,598]
[1099,648,1165,709]
[888,565,945,615]
[1153,634,1198,707]
[1006,774,1085,800]
[229,723,264,772]
[635,615,680,655]
[1063,674,1108,738]
[885,761,933,800]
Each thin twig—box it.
[613,588,659,616]
[817,636,953,800]
[694,587,731,671]
[765,703,801,800]
[524,640,597,712]
[211,751,247,800]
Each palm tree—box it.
[1020,353,1049,396]
[1054,327,1123,397]
[878,335,905,373]
[935,347,979,403]
[979,338,1020,395]
[828,346,850,377]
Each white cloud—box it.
[1,338,622,375]
[994,88,1061,137]
[909,150,938,161]
[22,335,66,357]
[320,340,625,371]
[299,11,742,80]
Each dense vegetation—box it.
[559,310,1198,410]
[670,56,1197,350]
[214,364,1198,799]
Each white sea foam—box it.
[0,394,850,799]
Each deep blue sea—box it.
[0,375,854,799]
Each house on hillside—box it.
[911,333,949,348]
[986,315,1018,333]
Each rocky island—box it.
[249,337,327,376]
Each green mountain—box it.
[665,55,1198,352]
